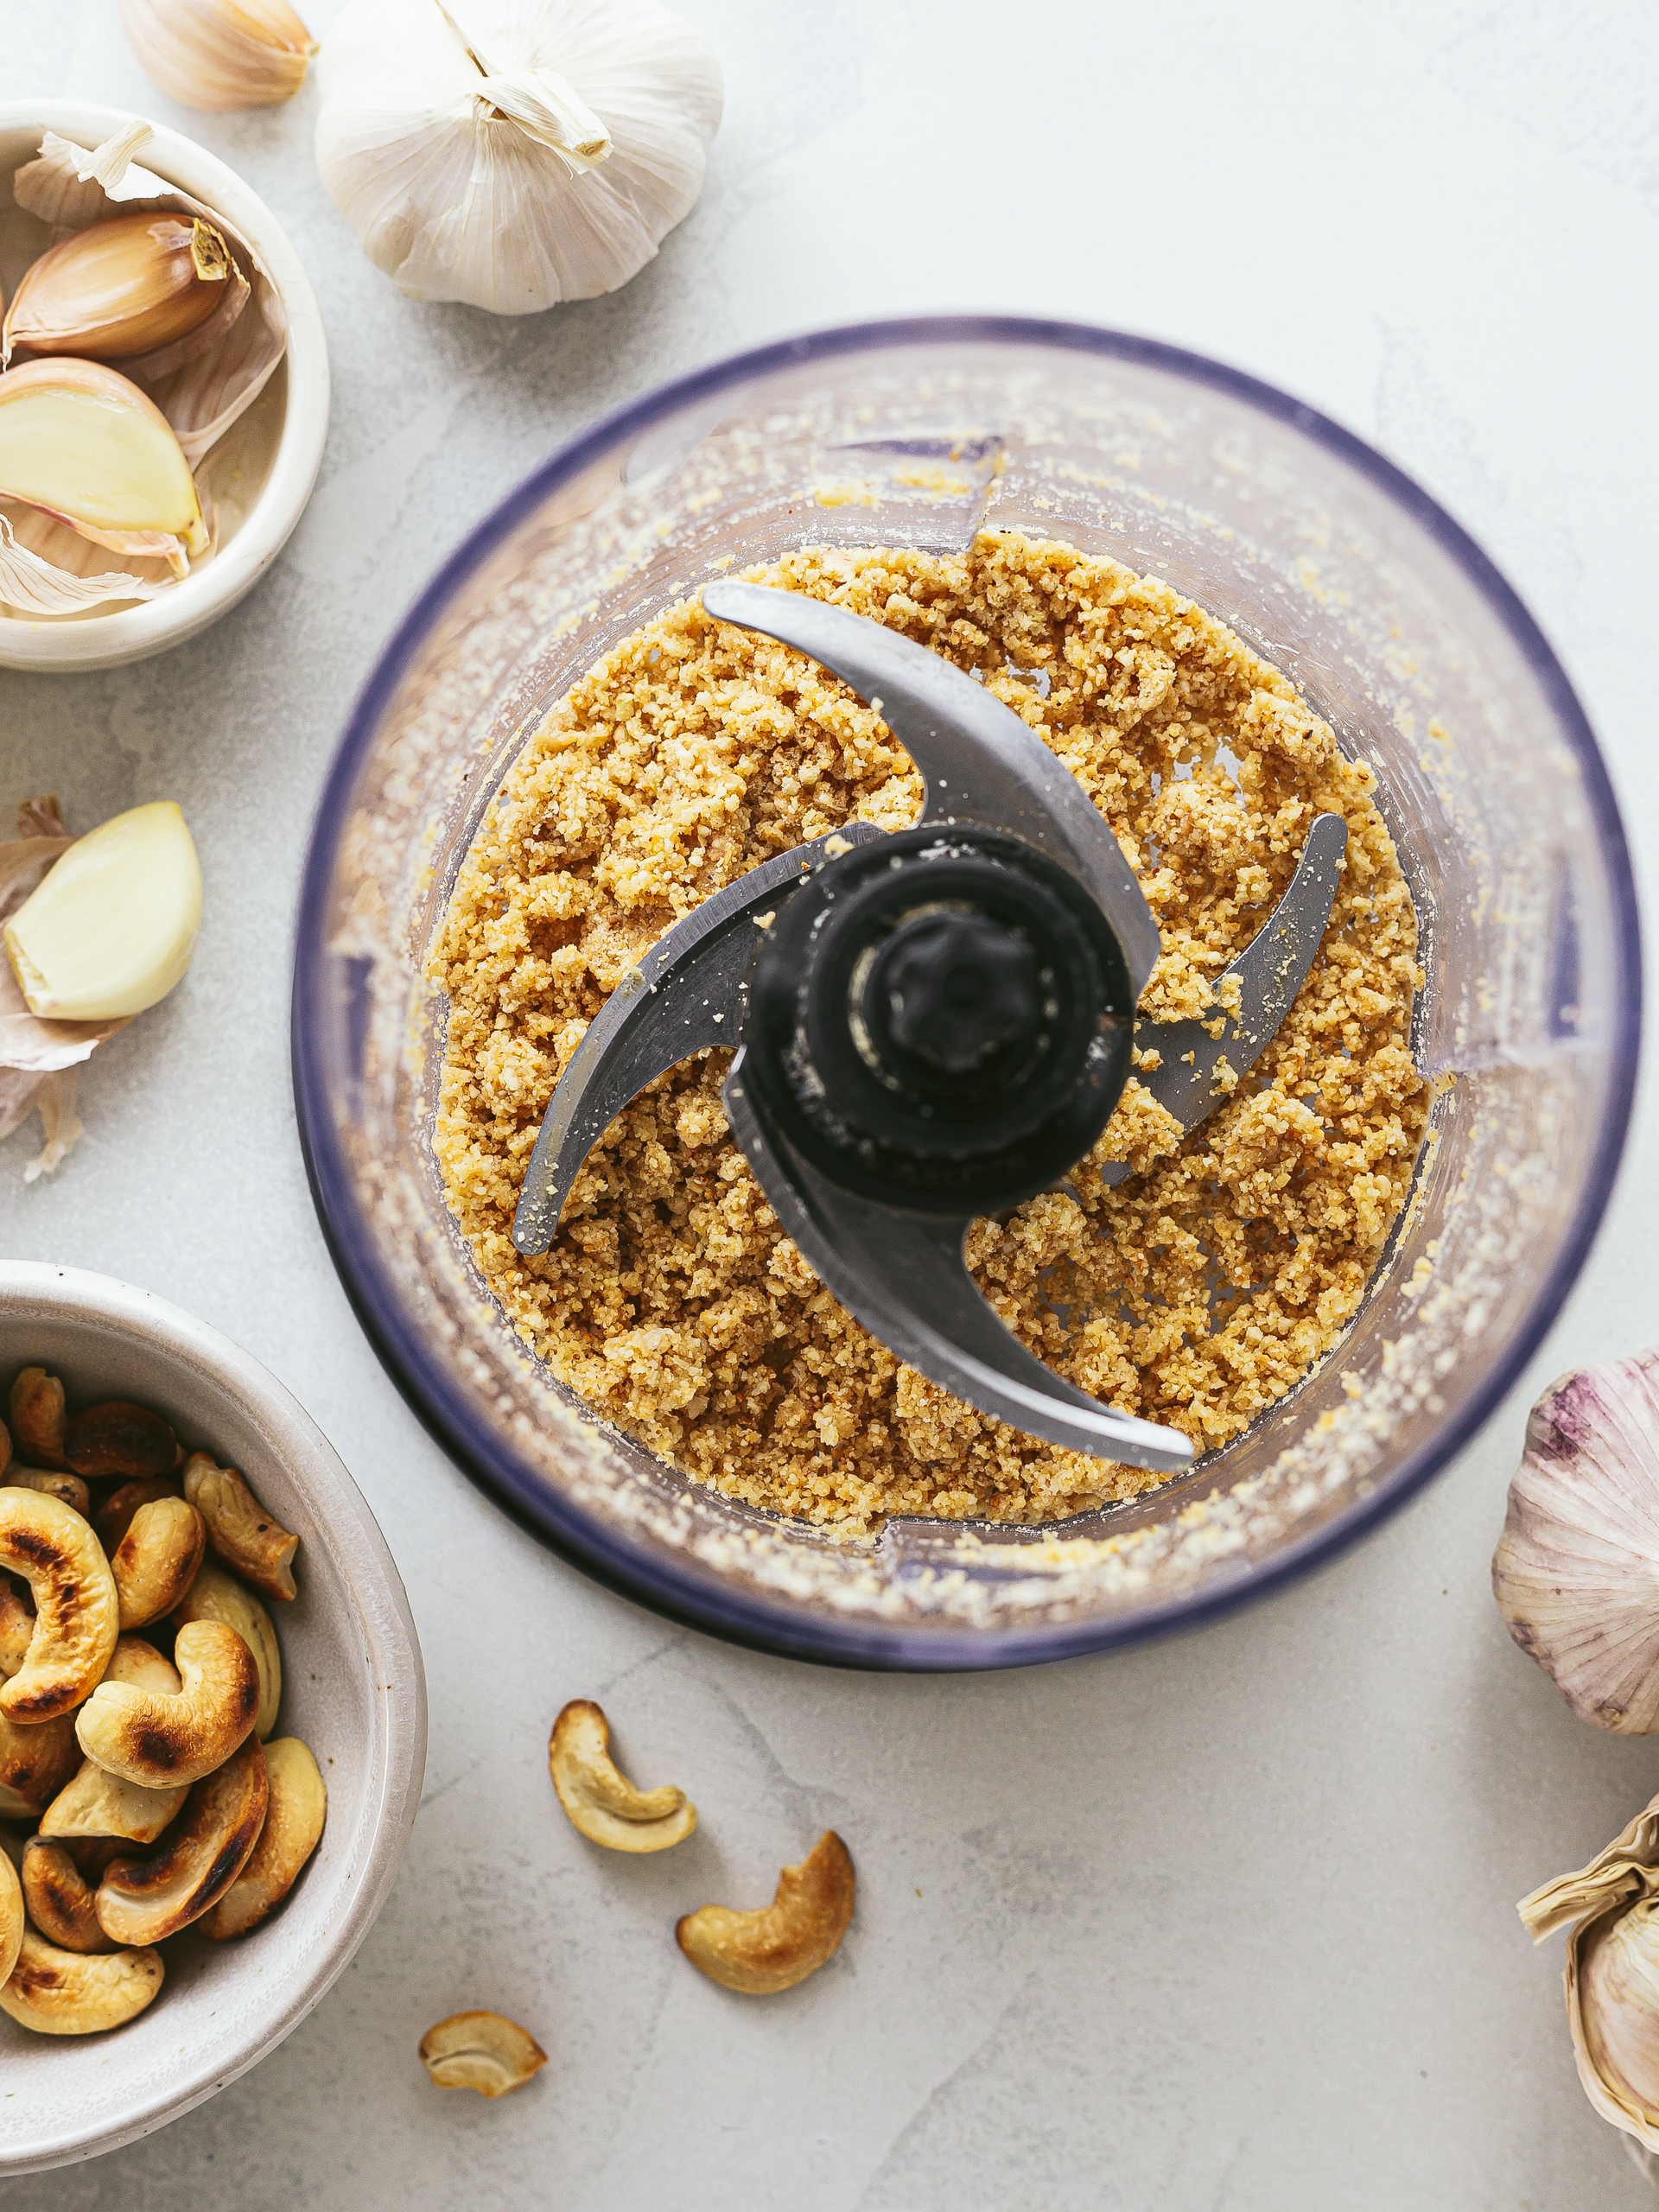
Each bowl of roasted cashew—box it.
[0,1261,425,2174]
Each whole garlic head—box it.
[1522,1796,1659,2151]
[1493,1351,1659,1733]
[315,0,722,313]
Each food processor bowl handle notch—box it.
[700,579,1164,1000]
[721,1061,1196,1470]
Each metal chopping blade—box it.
[511,583,1348,1471]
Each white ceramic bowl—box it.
[0,100,330,673]
[0,1262,425,2175]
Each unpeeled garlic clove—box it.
[0,359,207,574]
[1492,1350,1659,1733]
[3,803,201,1023]
[3,212,237,366]
[121,0,318,112]
[1521,1795,1659,2150]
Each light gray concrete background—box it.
[3,1,1657,2204]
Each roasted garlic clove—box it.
[4,806,202,1025]
[548,1700,696,1853]
[1494,1350,1659,1732]
[1522,1794,1659,2148]
[418,2011,548,2098]
[3,210,236,365]
[676,1831,855,1994]
[0,359,207,573]
[121,0,318,113]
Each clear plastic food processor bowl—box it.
[293,317,1639,1669]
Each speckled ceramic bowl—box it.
[0,1262,424,2173]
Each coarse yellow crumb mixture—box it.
[430,533,1425,1534]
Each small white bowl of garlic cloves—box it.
[0,1263,424,2176]
[0,99,328,673]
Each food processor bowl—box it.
[292,317,1639,1669]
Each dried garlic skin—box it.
[121,0,318,112]
[0,359,207,567]
[315,0,722,313]
[1493,1349,1659,1733]
[3,212,232,364]
[3,802,201,1023]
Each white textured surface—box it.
[2,2,1657,2204]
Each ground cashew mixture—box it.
[431,533,1425,1534]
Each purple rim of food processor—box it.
[292,314,1642,1673]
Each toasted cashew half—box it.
[0,1707,81,1818]
[9,1369,67,1470]
[111,1496,204,1630]
[419,2012,548,2098]
[0,1488,118,1724]
[78,1618,259,1789]
[96,1477,182,1554]
[0,1849,22,1987]
[0,1580,34,1677]
[4,1468,89,1516]
[22,1836,116,1954]
[209,1738,327,1939]
[1,1927,163,2035]
[41,1639,188,1841]
[169,1560,282,1738]
[64,1401,179,1481]
[676,1831,855,1995]
[181,1452,298,1602]
[549,1700,696,1853]
[97,1735,268,1945]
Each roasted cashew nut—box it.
[40,1637,189,1841]
[0,1707,81,1818]
[0,1848,20,1987]
[96,1735,268,1945]
[418,2012,548,2097]
[111,1495,204,1630]
[8,1369,67,1471]
[169,1560,282,1738]
[676,1831,855,1995]
[22,1836,116,1954]
[96,1477,182,1554]
[77,1617,259,1788]
[0,1580,35,1677]
[181,1452,298,1602]
[0,1926,163,2035]
[64,1400,179,1481]
[4,1468,90,1516]
[209,1737,327,1939]
[0,1486,118,1724]
[548,1700,696,1853]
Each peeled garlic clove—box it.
[0,359,207,574]
[1492,1351,1659,1733]
[3,212,234,365]
[3,803,201,1023]
[120,0,318,112]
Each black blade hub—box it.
[743,827,1137,1213]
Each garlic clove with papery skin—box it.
[1493,1350,1659,1733]
[3,212,238,367]
[0,360,208,576]
[120,0,319,113]
[1521,1796,1659,2152]
[3,803,201,1024]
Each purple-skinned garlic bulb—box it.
[1493,1350,1659,1733]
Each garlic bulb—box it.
[315,0,722,313]
[3,802,201,1023]
[0,360,208,577]
[1493,1351,1659,1732]
[1521,1795,1659,2151]
[120,0,319,113]
[3,212,240,366]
